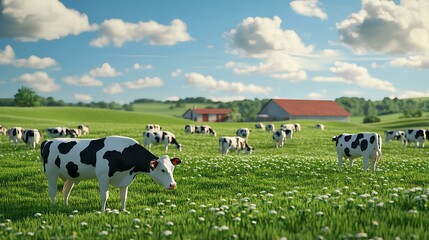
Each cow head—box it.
[149,155,181,190]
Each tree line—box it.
[3,86,429,121]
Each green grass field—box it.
[1,107,429,239]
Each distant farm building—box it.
[183,108,232,122]
[257,99,351,121]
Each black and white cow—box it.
[47,127,69,138]
[184,124,195,134]
[67,128,82,138]
[294,123,302,132]
[146,124,162,132]
[404,129,426,148]
[143,131,183,152]
[255,122,265,129]
[281,123,295,131]
[272,128,293,148]
[78,125,90,135]
[314,124,325,130]
[0,125,7,135]
[22,129,42,149]
[7,127,24,146]
[195,125,217,136]
[40,136,182,212]
[219,136,253,155]
[332,132,382,173]
[236,128,251,141]
[385,130,405,143]
[265,124,275,133]
[426,129,429,140]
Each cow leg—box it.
[47,175,58,205]
[62,180,75,206]
[348,158,353,171]
[337,153,343,172]
[99,179,109,212]
[363,156,369,172]
[165,143,169,152]
[120,186,128,211]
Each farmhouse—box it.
[183,108,232,122]
[257,99,351,121]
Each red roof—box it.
[189,108,231,114]
[272,99,351,117]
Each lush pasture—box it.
[1,107,429,239]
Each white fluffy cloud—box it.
[312,61,396,92]
[74,94,92,102]
[171,68,183,77]
[390,54,429,69]
[90,19,193,47]
[185,72,271,94]
[133,63,153,70]
[290,0,328,20]
[396,90,429,99]
[0,0,94,41]
[89,63,119,77]
[122,77,163,89]
[337,0,429,54]
[63,75,102,86]
[0,45,57,68]
[16,71,59,92]
[103,83,123,94]
[271,70,307,82]
[226,16,313,57]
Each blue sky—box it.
[1,0,428,104]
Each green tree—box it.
[14,86,41,107]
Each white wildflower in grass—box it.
[316,211,324,216]
[15,232,23,236]
[170,204,177,208]
[355,232,367,238]
[123,210,131,214]
[166,221,174,226]
[199,204,206,208]
[347,198,355,203]
[189,209,196,214]
[266,193,274,197]
[372,221,379,226]
[143,208,151,212]
[215,211,225,216]
[80,222,88,228]
[251,220,257,225]
[269,210,277,215]
[27,232,35,237]
[198,217,205,222]
[372,191,378,195]
[321,226,330,233]
[360,193,370,198]
[68,215,74,218]
[162,230,173,236]
[218,225,229,231]
[189,202,196,205]
[408,209,418,214]
[145,224,152,229]
[72,210,79,214]
[376,202,384,208]
[391,193,399,198]
[112,209,120,215]
[95,211,102,215]
[132,218,141,224]
[99,231,108,236]
[267,201,273,204]
[237,193,242,196]
[157,202,164,206]
[34,213,42,218]
[221,205,229,210]
[233,217,241,222]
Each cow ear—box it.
[171,158,182,166]
[150,160,158,170]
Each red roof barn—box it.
[183,108,232,122]
[257,99,351,121]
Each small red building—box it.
[183,108,232,122]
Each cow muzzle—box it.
[168,182,177,190]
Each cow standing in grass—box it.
[41,136,182,212]
[219,136,253,155]
[22,129,42,149]
[8,127,24,146]
[143,130,183,152]
[332,132,382,173]
[404,129,426,148]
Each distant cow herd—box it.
[1,121,428,212]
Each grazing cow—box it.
[294,123,302,132]
[195,125,217,136]
[265,124,275,133]
[404,129,426,148]
[255,122,265,129]
[41,136,182,212]
[7,127,24,146]
[281,123,295,131]
[143,131,183,152]
[184,124,195,134]
[219,136,253,155]
[0,125,7,135]
[314,124,325,130]
[146,124,162,131]
[236,128,251,141]
[22,129,42,149]
[78,125,90,135]
[272,128,293,148]
[426,129,429,140]
[67,128,82,138]
[332,132,382,173]
[385,130,405,143]
[47,127,69,138]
